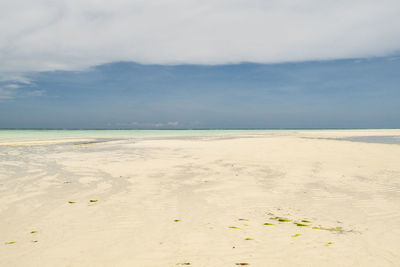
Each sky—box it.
[0,0,400,129]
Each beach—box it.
[1,129,400,266]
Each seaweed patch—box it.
[263,223,275,226]
[270,217,292,222]
[294,222,310,227]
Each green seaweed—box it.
[270,216,292,222]
[326,242,333,246]
[228,226,241,229]
[5,241,16,245]
[294,222,310,227]
[238,218,248,221]
[30,231,38,234]
[301,220,312,223]
[263,223,275,226]
[245,238,254,240]
[174,219,181,222]
[89,200,98,203]
[312,226,345,233]
[312,226,327,230]
[291,234,301,237]
[68,201,76,204]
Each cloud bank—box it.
[1,0,400,73]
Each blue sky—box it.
[1,57,399,129]
[1,0,400,128]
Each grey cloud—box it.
[0,0,400,74]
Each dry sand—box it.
[1,130,400,266]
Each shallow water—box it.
[0,129,294,143]
[1,129,399,145]
[343,135,400,145]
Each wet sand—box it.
[1,130,400,266]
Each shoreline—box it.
[1,129,399,146]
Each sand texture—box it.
[1,130,400,266]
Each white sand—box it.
[1,130,400,266]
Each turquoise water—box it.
[0,129,292,143]
[0,129,400,144]
[1,129,398,144]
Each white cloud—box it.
[0,87,15,100]
[4,84,20,89]
[1,0,400,74]
[25,89,44,97]
[167,121,179,126]
[113,121,179,128]
[0,73,32,84]
[0,80,42,100]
